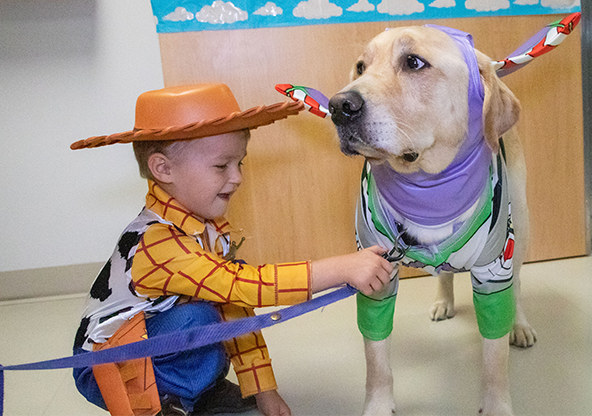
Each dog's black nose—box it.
[329,91,364,126]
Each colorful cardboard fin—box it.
[275,84,330,118]
[276,13,581,116]
[494,12,581,77]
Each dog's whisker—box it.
[349,131,366,146]
[392,121,418,154]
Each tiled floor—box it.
[1,255,591,416]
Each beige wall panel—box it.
[158,15,586,272]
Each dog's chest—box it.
[357,152,509,276]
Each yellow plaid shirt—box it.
[132,181,312,397]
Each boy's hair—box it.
[133,130,251,181]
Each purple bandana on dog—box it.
[370,26,492,227]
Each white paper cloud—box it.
[254,2,283,16]
[513,0,537,4]
[163,6,194,22]
[541,0,580,8]
[195,1,248,24]
[377,0,425,15]
[465,0,510,11]
[347,0,376,12]
[430,0,456,7]
[293,0,343,19]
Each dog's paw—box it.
[479,404,514,416]
[429,300,456,321]
[363,390,395,416]
[479,395,513,416]
[362,398,395,416]
[509,323,538,348]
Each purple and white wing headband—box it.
[276,12,581,117]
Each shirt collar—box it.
[145,180,231,238]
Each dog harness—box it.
[355,26,516,342]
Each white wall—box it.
[0,0,164,272]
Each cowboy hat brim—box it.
[70,100,304,150]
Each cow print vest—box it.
[73,208,180,351]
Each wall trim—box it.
[0,263,102,301]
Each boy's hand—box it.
[311,245,394,296]
[342,246,394,296]
[256,390,291,416]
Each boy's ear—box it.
[148,153,173,183]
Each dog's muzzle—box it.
[329,91,367,155]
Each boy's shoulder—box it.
[122,207,169,234]
[116,208,172,251]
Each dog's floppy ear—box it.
[476,50,521,152]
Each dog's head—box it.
[329,25,520,174]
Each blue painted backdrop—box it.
[150,0,580,33]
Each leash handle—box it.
[0,366,4,415]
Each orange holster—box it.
[92,312,161,416]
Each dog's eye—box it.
[356,61,366,76]
[406,55,427,70]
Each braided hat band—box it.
[71,83,305,150]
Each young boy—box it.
[71,84,393,416]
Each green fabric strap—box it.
[357,285,514,341]
[357,292,396,341]
[473,284,515,339]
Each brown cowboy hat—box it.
[70,83,304,150]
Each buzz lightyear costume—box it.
[355,25,516,342]
[276,14,581,341]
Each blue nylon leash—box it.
[0,284,357,415]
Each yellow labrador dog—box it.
[328,25,537,416]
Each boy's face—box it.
[166,130,248,221]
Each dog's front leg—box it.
[363,336,396,416]
[480,334,513,416]
[509,264,537,348]
[429,271,456,321]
